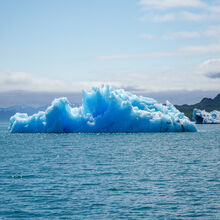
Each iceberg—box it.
[193,108,220,124]
[9,85,197,133]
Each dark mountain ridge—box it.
[0,105,48,122]
[175,93,220,120]
[0,103,79,122]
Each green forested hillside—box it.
[176,93,220,120]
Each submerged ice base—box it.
[193,109,220,124]
[9,86,197,133]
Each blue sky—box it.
[0,0,220,102]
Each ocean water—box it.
[0,123,219,219]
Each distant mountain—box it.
[0,103,79,122]
[176,93,220,120]
[0,105,48,122]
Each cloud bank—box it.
[200,58,220,79]
[98,43,220,60]
[139,0,206,10]
[139,0,220,22]
[1,57,220,99]
[0,70,122,93]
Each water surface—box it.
[0,123,220,219]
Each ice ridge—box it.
[9,85,197,133]
[193,108,220,124]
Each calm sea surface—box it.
[0,123,219,219]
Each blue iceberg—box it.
[9,85,197,133]
[193,108,220,124]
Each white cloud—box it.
[199,58,220,78]
[180,11,207,22]
[140,13,175,22]
[97,52,175,60]
[0,71,122,93]
[180,8,220,22]
[163,31,200,40]
[140,33,154,39]
[151,13,175,22]
[204,25,220,38]
[98,43,220,60]
[139,0,220,23]
[0,71,67,92]
[1,62,220,96]
[139,0,206,10]
[178,43,220,56]
[208,5,220,14]
[162,25,220,40]
[107,64,220,93]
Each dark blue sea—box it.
[0,123,219,219]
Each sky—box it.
[0,0,220,106]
